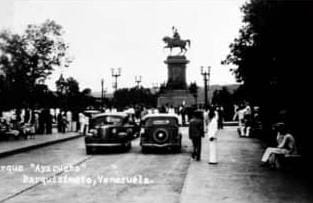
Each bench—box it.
[275,154,303,170]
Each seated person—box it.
[260,123,297,168]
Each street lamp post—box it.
[135,75,142,88]
[101,78,104,107]
[111,68,121,92]
[201,66,211,110]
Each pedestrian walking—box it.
[189,111,204,161]
[207,108,219,164]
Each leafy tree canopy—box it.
[0,19,71,108]
[223,0,313,155]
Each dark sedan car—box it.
[84,112,139,154]
[140,114,182,153]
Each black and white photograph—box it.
[0,0,312,202]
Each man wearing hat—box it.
[189,110,204,161]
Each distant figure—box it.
[78,112,85,133]
[172,26,181,42]
[45,109,52,134]
[207,108,219,164]
[233,105,247,136]
[217,106,224,130]
[261,123,297,168]
[179,104,186,126]
[57,111,67,133]
[57,112,63,133]
[168,105,175,114]
[66,110,72,132]
[189,111,204,161]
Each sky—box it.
[0,0,246,93]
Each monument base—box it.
[157,90,195,108]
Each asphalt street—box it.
[1,127,313,203]
[0,128,191,203]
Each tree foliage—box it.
[55,75,95,110]
[223,0,313,154]
[0,19,71,109]
[113,87,157,108]
[212,87,235,121]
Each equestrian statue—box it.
[163,26,191,55]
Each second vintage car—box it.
[84,112,139,154]
[140,113,182,153]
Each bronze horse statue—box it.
[162,36,191,55]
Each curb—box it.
[0,134,83,158]
[223,121,238,126]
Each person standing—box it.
[207,108,219,164]
[78,112,85,133]
[66,110,72,132]
[189,111,204,161]
[57,112,63,133]
[45,109,52,134]
[217,106,224,130]
[233,105,246,136]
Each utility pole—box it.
[201,66,211,110]
[111,68,121,92]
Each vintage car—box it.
[84,112,139,154]
[140,114,182,152]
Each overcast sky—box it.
[0,0,246,93]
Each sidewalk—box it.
[180,126,313,203]
[0,132,82,158]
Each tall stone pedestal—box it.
[158,90,195,107]
[157,55,195,108]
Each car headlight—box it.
[111,128,117,134]
[118,132,127,137]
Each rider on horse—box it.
[172,26,181,43]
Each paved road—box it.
[1,126,313,203]
[0,128,192,203]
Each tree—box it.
[113,87,157,109]
[222,0,313,156]
[55,75,95,110]
[0,19,71,109]
[212,87,235,121]
[188,82,198,105]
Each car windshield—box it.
[91,116,124,127]
[144,117,178,127]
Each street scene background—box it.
[1,0,313,202]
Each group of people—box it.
[187,105,297,169]
[233,103,262,137]
[0,108,91,140]
[188,107,219,164]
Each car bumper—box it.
[141,142,180,148]
[85,142,129,147]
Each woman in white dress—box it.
[207,108,219,164]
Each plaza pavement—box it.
[180,125,313,203]
[0,132,82,158]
